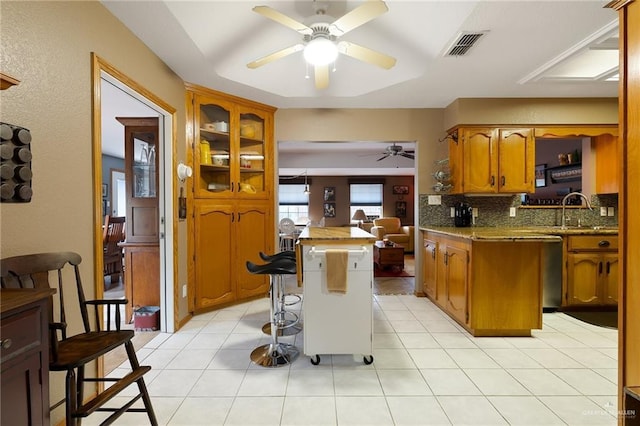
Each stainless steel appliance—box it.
[543,240,563,311]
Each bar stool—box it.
[259,251,302,336]
[246,258,300,367]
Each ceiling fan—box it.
[247,1,396,89]
[377,143,415,161]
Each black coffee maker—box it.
[454,202,473,227]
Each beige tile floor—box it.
[95,276,619,426]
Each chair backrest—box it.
[103,215,126,255]
[279,218,296,235]
[373,217,402,233]
[1,252,92,343]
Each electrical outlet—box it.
[600,207,607,217]
[450,207,455,217]
[509,207,517,217]
[428,195,442,205]
[472,207,478,218]
[182,284,187,298]
[608,207,615,217]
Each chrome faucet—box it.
[561,192,593,229]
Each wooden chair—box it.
[103,215,125,282]
[0,251,157,426]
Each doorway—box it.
[110,169,126,217]
[93,54,176,333]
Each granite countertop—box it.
[420,226,618,241]
[298,226,377,243]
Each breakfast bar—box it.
[297,226,377,365]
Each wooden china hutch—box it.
[185,84,276,313]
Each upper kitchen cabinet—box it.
[186,84,275,200]
[449,126,534,194]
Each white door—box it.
[110,169,126,217]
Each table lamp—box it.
[352,209,367,228]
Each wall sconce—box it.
[303,170,310,194]
[177,162,192,182]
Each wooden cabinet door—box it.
[593,134,619,194]
[236,202,272,299]
[422,238,437,299]
[445,245,469,325]
[194,201,235,310]
[462,128,497,193]
[567,253,601,305]
[236,104,272,200]
[498,128,534,193]
[602,253,619,306]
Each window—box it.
[350,183,383,222]
[278,184,309,224]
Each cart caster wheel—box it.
[310,355,320,365]
[363,355,374,365]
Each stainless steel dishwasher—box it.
[542,240,563,311]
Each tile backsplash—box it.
[419,193,618,228]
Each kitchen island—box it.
[420,227,562,337]
[297,226,377,365]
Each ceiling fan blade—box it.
[315,64,329,89]
[252,6,312,35]
[338,41,396,69]
[247,44,304,69]
[377,153,391,161]
[329,1,388,36]
[400,152,415,160]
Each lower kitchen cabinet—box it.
[422,230,544,336]
[565,235,618,307]
[120,242,160,323]
[194,200,273,311]
[443,244,469,325]
[422,238,437,300]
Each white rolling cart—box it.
[298,227,376,366]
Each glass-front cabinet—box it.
[193,92,271,199]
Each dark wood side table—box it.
[373,240,405,270]
[1,288,55,425]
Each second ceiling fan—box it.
[247,0,396,89]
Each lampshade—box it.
[352,209,367,222]
[303,37,338,66]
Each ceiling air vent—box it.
[444,31,487,57]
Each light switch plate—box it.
[450,207,455,217]
[428,195,442,205]
[509,207,517,217]
[600,207,607,217]
[472,207,478,217]
[608,207,615,217]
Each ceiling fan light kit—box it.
[303,37,338,66]
[248,1,395,89]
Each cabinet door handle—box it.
[432,248,436,259]
[501,176,505,186]
[1,338,11,349]
[237,212,241,222]
[490,176,495,186]
[231,182,234,192]
[598,240,610,247]
[606,261,610,274]
[444,252,449,265]
[599,261,603,274]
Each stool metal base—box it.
[262,321,303,336]
[250,342,299,367]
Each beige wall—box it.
[0,2,187,421]
[303,175,415,227]
[275,108,448,203]
[443,97,618,130]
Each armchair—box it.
[370,217,414,253]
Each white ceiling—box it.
[100,0,619,175]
